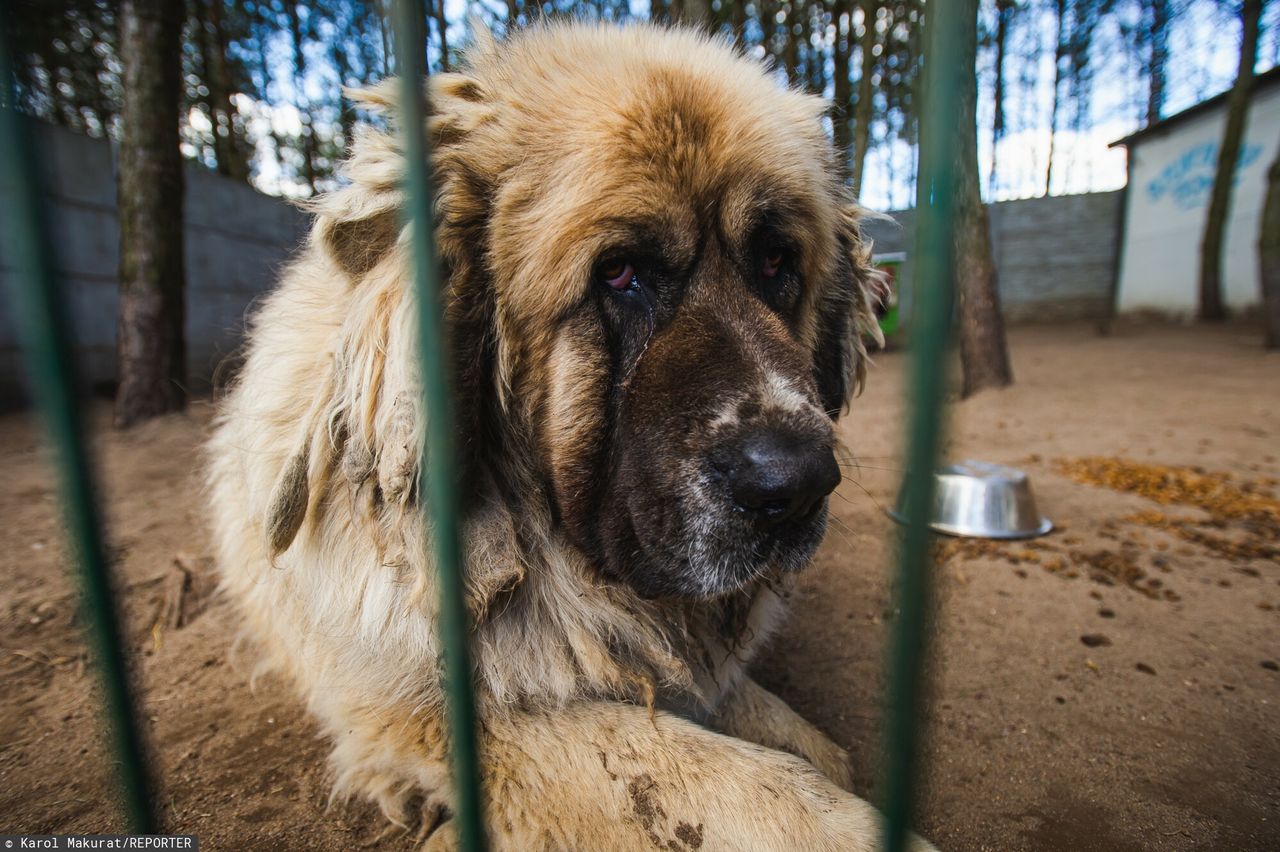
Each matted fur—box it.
[208,21,932,851]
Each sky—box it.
[216,1,1280,212]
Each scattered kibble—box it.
[1081,634,1112,648]
[1055,457,1280,563]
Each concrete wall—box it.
[861,190,1123,322]
[1117,84,1280,315]
[0,119,309,401]
[0,119,1140,403]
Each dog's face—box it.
[324,26,880,600]
[526,107,857,599]
[566,238,846,599]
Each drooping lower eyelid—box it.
[600,261,636,291]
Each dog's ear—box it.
[812,203,886,418]
[263,68,505,560]
[307,74,498,289]
[296,72,502,513]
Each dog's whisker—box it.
[836,477,889,514]
[835,453,900,460]
[826,514,864,545]
[837,462,905,474]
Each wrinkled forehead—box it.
[486,56,840,321]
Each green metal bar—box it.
[0,28,157,834]
[881,2,962,850]
[392,3,488,850]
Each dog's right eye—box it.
[597,259,637,291]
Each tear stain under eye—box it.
[616,309,657,393]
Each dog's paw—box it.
[421,817,456,852]
[412,798,453,851]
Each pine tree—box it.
[114,0,186,427]
[956,0,1013,396]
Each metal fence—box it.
[0,2,958,850]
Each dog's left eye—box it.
[597,259,637,291]
[761,246,787,279]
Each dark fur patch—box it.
[266,447,310,557]
[674,821,705,849]
[322,211,399,279]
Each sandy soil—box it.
[1,321,1277,851]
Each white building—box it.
[1111,66,1280,316]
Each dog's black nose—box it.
[720,429,840,525]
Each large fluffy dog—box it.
[209,22,930,851]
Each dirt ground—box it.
[1,320,1277,851]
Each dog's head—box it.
[309,24,882,600]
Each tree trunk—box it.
[850,3,877,197]
[783,3,800,82]
[832,0,853,180]
[670,0,710,26]
[432,0,450,72]
[761,0,779,61]
[115,0,186,428]
[805,5,825,95]
[731,0,747,43]
[288,4,317,195]
[332,33,355,155]
[1199,0,1261,322]
[990,0,1011,198]
[197,0,249,181]
[1260,150,1280,347]
[1143,0,1170,127]
[1044,0,1066,197]
[377,0,392,76]
[956,0,1012,398]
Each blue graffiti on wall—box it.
[1147,141,1264,209]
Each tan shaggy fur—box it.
[208,21,934,851]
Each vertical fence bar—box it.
[880,3,962,850]
[0,29,157,834]
[392,3,488,851]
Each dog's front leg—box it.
[424,701,934,852]
[709,676,855,792]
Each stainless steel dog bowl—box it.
[889,460,1052,539]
